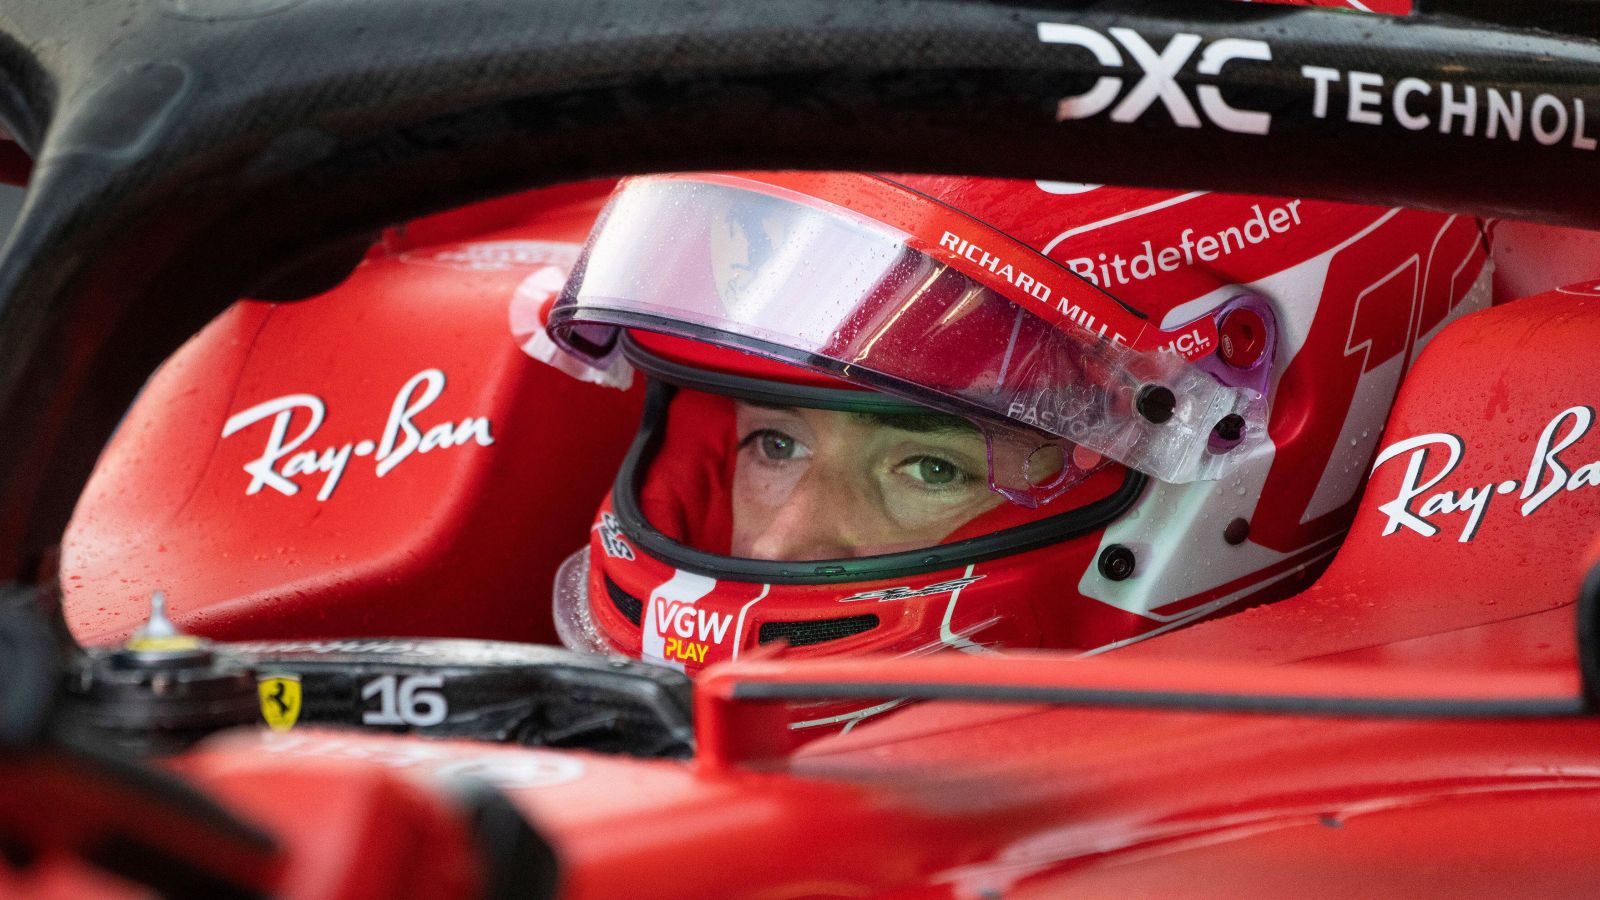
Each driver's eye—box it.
[903,455,965,486]
[743,428,803,461]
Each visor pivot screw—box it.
[1136,386,1176,424]
[1224,518,1251,545]
[1098,545,1137,581]
[1211,414,1246,446]
[1219,309,1268,369]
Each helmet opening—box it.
[614,379,1147,584]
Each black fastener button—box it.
[1136,386,1176,424]
[1098,544,1136,581]
[1224,518,1250,545]
[1212,414,1245,444]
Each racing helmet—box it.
[524,171,1489,702]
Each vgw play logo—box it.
[1037,23,1274,135]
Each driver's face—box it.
[730,401,1006,560]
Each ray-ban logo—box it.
[1371,406,1599,543]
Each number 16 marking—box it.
[361,674,449,727]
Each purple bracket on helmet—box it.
[1193,291,1278,398]
[1191,291,1277,454]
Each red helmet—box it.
[523,171,1487,730]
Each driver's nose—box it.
[745,466,861,561]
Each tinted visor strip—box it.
[620,332,929,415]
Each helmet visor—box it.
[548,174,1263,499]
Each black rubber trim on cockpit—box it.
[611,380,1147,585]
[727,680,1586,719]
[1578,558,1600,712]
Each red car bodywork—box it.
[24,174,1600,897]
[9,0,1600,896]
[62,181,643,647]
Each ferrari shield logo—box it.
[258,674,302,731]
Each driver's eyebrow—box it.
[852,410,977,435]
[739,399,976,435]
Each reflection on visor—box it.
[549,175,1266,495]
